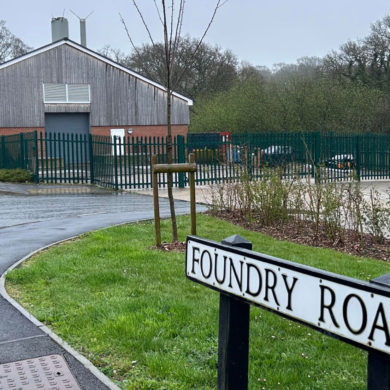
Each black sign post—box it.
[186,235,390,390]
[218,235,252,390]
[368,273,390,390]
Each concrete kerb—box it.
[0,183,115,196]
[0,217,163,390]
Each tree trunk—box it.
[167,90,178,242]
[124,0,225,244]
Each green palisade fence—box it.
[0,131,389,188]
[0,132,38,180]
[37,131,90,184]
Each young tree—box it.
[100,38,237,99]
[0,20,31,63]
[122,0,227,243]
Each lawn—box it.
[6,214,390,389]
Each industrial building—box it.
[0,17,192,141]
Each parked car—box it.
[325,154,355,170]
[260,145,293,167]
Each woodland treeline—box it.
[0,20,31,63]
[189,15,390,134]
[2,14,390,134]
[101,15,390,134]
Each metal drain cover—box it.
[0,354,81,390]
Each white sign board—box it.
[186,236,390,354]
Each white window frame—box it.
[43,83,91,104]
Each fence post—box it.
[88,134,94,184]
[218,234,252,390]
[313,131,321,184]
[246,140,253,181]
[19,132,25,169]
[152,154,161,246]
[189,153,196,235]
[1,135,5,169]
[355,135,361,182]
[113,136,119,191]
[368,273,390,389]
[177,135,185,188]
[34,131,39,183]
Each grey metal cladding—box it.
[0,53,44,127]
[0,44,190,127]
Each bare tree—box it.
[101,38,238,100]
[121,0,227,243]
[0,20,31,63]
[323,15,390,92]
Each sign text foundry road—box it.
[186,236,390,354]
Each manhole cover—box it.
[0,354,81,389]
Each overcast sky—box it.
[2,0,390,68]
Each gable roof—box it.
[0,39,193,106]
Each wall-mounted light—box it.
[127,128,133,134]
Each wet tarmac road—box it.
[0,190,206,389]
[0,192,180,229]
[0,191,205,272]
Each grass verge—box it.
[6,214,390,389]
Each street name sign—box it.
[186,236,390,355]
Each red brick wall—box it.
[0,125,188,138]
[91,125,188,138]
[0,128,44,136]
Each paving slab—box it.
[0,189,207,389]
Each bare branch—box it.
[162,0,171,84]
[173,0,185,54]
[170,0,185,76]
[193,0,226,58]
[219,0,229,8]
[119,13,142,58]
[173,0,227,88]
[153,0,164,25]
[122,0,228,92]
[169,0,174,56]
[132,0,155,46]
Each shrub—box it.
[209,169,390,245]
[363,189,390,243]
[0,169,33,183]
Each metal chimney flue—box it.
[80,19,87,47]
[70,10,93,47]
[51,17,69,42]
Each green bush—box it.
[0,169,33,183]
[209,169,390,244]
[190,75,387,134]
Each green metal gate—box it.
[1,131,389,188]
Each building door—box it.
[45,113,90,136]
[45,113,90,162]
[110,128,125,156]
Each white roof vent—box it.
[43,83,90,103]
[68,84,90,102]
[43,83,66,102]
